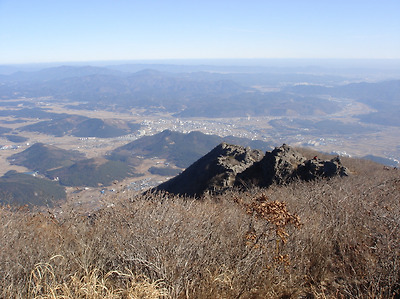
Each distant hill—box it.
[0,108,141,138]
[0,171,66,207]
[8,143,85,173]
[3,134,29,143]
[72,118,140,138]
[19,114,140,138]
[20,114,89,137]
[8,143,141,187]
[109,130,273,168]
[46,158,140,187]
[0,108,66,119]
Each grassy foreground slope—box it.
[0,156,399,298]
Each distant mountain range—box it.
[288,80,400,126]
[0,66,346,117]
[2,65,398,121]
[0,65,128,82]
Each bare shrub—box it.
[1,159,399,298]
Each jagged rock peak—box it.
[154,143,264,196]
[155,143,349,197]
[297,155,349,180]
[265,144,307,184]
[237,144,348,188]
[216,142,264,172]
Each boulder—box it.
[297,156,349,181]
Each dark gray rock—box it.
[297,156,349,181]
[261,143,307,185]
[237,144,348,188]
[155,143,349,196]
[155,143,264,196]
[236,144,306,187]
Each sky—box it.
[0,0,399,64]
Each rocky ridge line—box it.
[155,143,348,196]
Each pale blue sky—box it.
[0,0,399,64]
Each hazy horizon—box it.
[1,1,399,64]
[2,58,400,71]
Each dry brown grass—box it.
[27,260,168,299]
[1,157,399,298]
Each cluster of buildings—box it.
[127,178,164,192]
[138,117,261,140]
[0,144,19,150]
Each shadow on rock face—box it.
[155,143,349,197]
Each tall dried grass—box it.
[1,157,399,298]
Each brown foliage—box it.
[1,157,399,298]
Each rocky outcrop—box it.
[237,144,348,187]
[155,143,349,196]
[154,143,264,196]
[297,156,349,180]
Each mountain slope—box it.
[8,143,139,187]
[46,158,140,187]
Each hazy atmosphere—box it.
[1,0,400,63]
